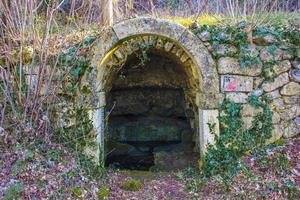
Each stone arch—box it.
[87,17,221,165]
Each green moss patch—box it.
[120,179,143,191]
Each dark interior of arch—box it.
[105,50,198,171]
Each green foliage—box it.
[120,179,143,191]
[260,61,278,82]
[53,34,103,177]
[3,182,24,200]
[202,96,273,180]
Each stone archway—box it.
[87,17,222,166]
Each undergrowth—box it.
[178,95,274,191]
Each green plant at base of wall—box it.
[202,95,273,180]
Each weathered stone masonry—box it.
[86,17,300,165]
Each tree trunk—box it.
[100,0,113,26]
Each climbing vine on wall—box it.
[192,22,300,80]
[52,34,104,176]
[202,95,273,180]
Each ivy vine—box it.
[202,95,273,181]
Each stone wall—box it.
[51,17,299,165]
[196,28,300,142]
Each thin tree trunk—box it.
[100,0,113,26]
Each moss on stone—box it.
[120,179,143,191]
[97,187,110,200]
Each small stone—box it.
[217,31,231,41]
[266,90,281,99]
[266,125,284,144]
[280,82,300,96]
[240,104,263,117]
[294,117,300,125]
[254,77,264,88]
[252,89,264,96]
[242,117,253,130]
[226,93,248,103]
[204,42,213,52]
[180,53,189,63]
[283,121,300,138]
[156,38,165,49]
[218,57,262,76]
[280,105,300,121]
[190,22,199,29]
[221,75,253,92]
[114,49,126,61]
[272,111,281,124]
[283,96,300,104]
[262,73,289,92]
[259,46,283,62]
[290,69,300,83]
[253,34,277,45]
[197,31,211,42]
[164,42,174,52]
[215,44,237,56]
[273,60,291,75]
[271,98,286,113]
[282,50,293,60]
[292,61,300,69]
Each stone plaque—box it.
[223,76,237,91]
[221,75,253,92]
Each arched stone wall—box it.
[88,17,221,165]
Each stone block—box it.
[280,82,300,96]
[272,111,281,124]
[164,41,174,52]
[271,98,286,113]
[199,109,220,155]
[290,69,300,83]
[262,72,289,92]
[226,92,248,103]
[221,75,253,92]
[273,60,291,75]
[282,50,293,60]
[217,57,262,76]
[240,104,263,117]
[266,89,281,99]
[266,125,284,144]
[283,120,300,138]
[292,61,300,69]
[215,44,237,56]
[253,34,277,45]
[259,46,283,62]
[254,77,264,88]
[283,96,300,104]
[197,30,211,41]
[251,89,264,97]
[242,117,253,130]
[97,92,106,107]
[280,105,300,121]
[197,93,224,109]
[113,17,186,40]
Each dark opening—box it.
[105,51,197,171]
